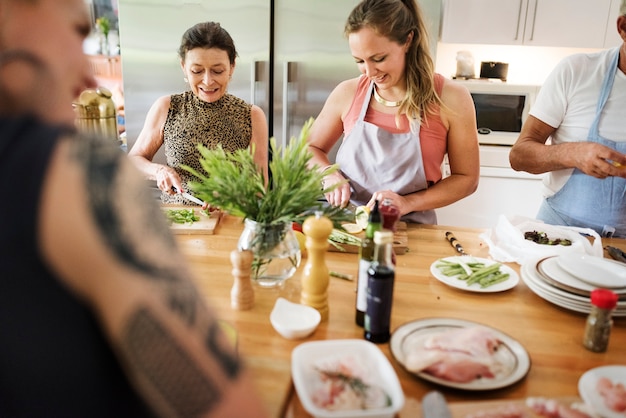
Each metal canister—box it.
[73,86,119,142]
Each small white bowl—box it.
[291,339,404,418]
[270,297,321,339]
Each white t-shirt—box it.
[530,47,626,196]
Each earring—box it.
[183,77,189,83]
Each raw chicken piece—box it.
[526,397,593,418]
[424,326,501,357]
[404,326,503,383]
[464,403,527,418]
[597,376,626,412]
[421,351,496,383]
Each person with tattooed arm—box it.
[0,0,267,417]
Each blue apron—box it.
[335,81,436,224]
[538,48,626,238]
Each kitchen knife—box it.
[180,192,204,206]
[445,231,467,256]
[172,187,205,206]
[422,391,452,418]
[605,246,626,264]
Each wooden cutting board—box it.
[328,221,408,255]
[161,205,221,235]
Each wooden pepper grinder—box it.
[230,249,255,310]
[300,211,333,321]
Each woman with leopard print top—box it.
[129,21,268,205]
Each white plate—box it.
[539,257,596,293]
[390,318,531,391]
[578,365,626,418]
[557,254,626,289]
[430,256,519,293]
[521,260,626,317]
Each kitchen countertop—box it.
[174,214,626,417]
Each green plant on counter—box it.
[182,117,349,227]
[183,118,350,279]
[96,17,110,39]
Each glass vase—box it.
[237,219,301,288]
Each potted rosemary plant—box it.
[183,118,347,287]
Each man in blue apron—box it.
[510,2,626,238]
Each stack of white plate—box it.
[521,253,626,316]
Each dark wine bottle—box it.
[355,200,381,327]
[364,230,395,343]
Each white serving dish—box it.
[291,339,404,418]
[270,297,321,340]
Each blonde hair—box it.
[345,0,443,129]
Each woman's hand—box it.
[322,171,351,208]
[367,190,409,216]
[155,165,183,195]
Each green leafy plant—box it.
[182,117,349,227]
[182,118,350,280]
[96,17,110,39]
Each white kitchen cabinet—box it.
[436,166,545,229]
[441,0,612,48]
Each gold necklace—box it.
[373,86,403,107]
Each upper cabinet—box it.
[440,0,614,48]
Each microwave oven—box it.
[452,79,541,146]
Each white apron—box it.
[335,81,436,224]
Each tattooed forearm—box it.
[206,321,240,378]
[70,137,200,325]
[124,308,225,418]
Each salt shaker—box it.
[230,249,255,310]
[583,288,618,352]
[300,211,333,321]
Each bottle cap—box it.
[590,289,618,310]
[373,230,393,245]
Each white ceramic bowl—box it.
[291,339,404,418]
[270,297,321,339]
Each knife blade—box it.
[181,192,204,206]
[445,231,467,256]
[422,391,452,418]
[171,186,205,206]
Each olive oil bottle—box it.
[355,200,381,326]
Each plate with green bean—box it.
[430,256,519,292]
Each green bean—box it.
[466,263,502,286]
[479,273,510,288]
[166,209,199,224]
[435,259,510,289]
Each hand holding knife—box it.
[445,231,468,256]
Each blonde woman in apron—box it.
[308,0,479,224]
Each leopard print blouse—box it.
[161,90,252,204]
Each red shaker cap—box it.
[590,288,618,310]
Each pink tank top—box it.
[343,74,447,184]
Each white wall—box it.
[434,42,616,85]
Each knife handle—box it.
[605,246,626,263]
[445,231,465,254]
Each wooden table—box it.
[174,214,626,417]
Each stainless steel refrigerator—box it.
[117,0,441,161]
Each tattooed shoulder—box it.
[66,135,187,282]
